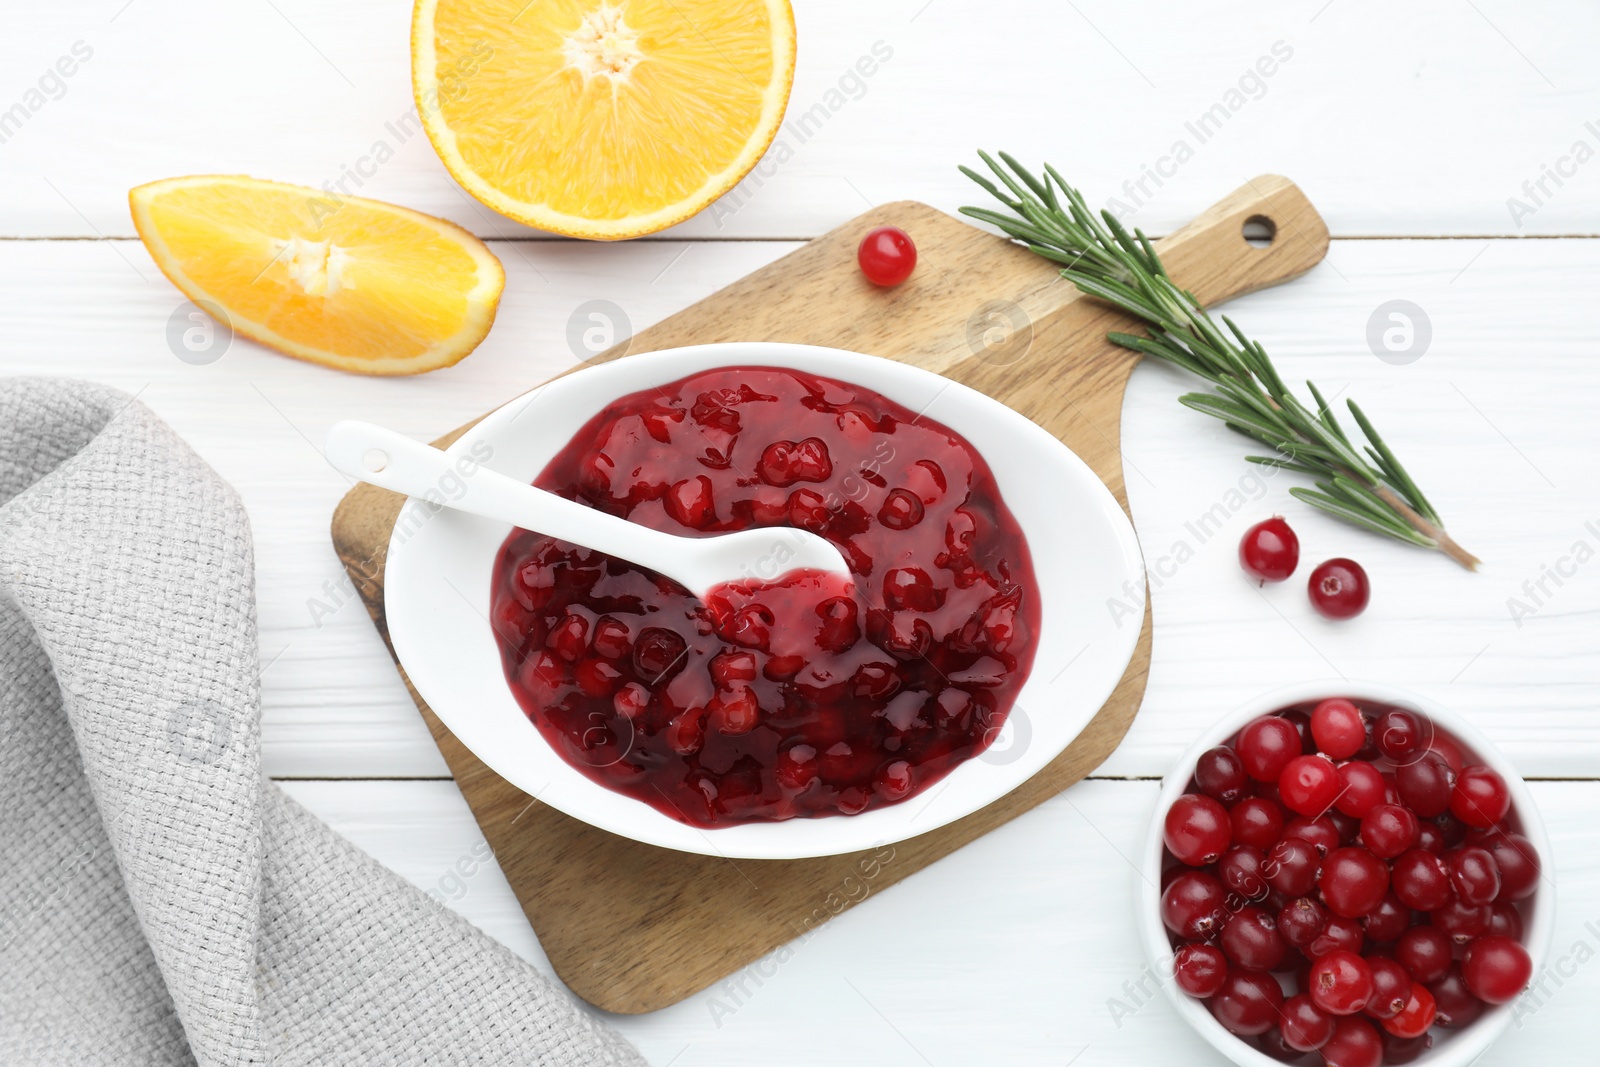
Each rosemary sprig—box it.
[960,151,1478,570]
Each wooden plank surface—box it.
[327,179,1327,1012]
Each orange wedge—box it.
[413,0,796,239]
[130,175,505,375]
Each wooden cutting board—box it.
[330,176,1328,1013]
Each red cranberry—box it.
[547,613,590,662]
[1239,517,1300,583]
[1164,793,1232,866]
[1427,965,1485,1028]
[632,627,686,680]
[1220,905,1286,971]
[591,616,630,658]
[1320,847,1390,918]
[1308,915,1366,959]
[1238,715,1302,782]
[1381,983,1436,1039]
[774,743,819,791]
[1209,970,1284,1037]
[1359,804,1418,860]
[1480,832,1540,901]
[1217,845,1269,900]
[1394,750,1455,818]
[1173,942,1228,998]
[1320,1016,1382,1067]
[883,567,939,611]
[1426,733,1466,775]
[1362,955,1413,1019]
[1308,558,1370,619]
[1431,898,1492,944]
[663,475,717,528]
[1279,896,1329,949]
[1280,754,1341,816]
[814,596,860,653]
[1280,992,1334,1051]
[1487,901,1525,940]
[857,225,917,286]
[873,759,915,801]
[1361,893,1411,944]
[1264,837,1321,897]
[1311,949,1374,1015]
[878,487,924,529]
[1390,849,1453,911]
[1450,765,1511,829]
[1395,925,1453,984]
[1161,870,1228,940]
[1414,821,1446,853]
[1333,761,1386,819]
[1283,815,1340,858]
[1446,846,1502,905]
[1462,934,1533,1004]
[1311,698,1366,759]
[1374,708,1425,761]
[758,437,832,486]
[1195,745,1249,804]
[1231,797,1286,850]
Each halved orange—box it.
[413,0,796,239]
[130,175,505,375]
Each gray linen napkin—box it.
[0,378,646,1067]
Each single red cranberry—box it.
[1311,698,1366,759]
[1320,847,1390,918]
[1279,896,1329,949]
[774,743,819,792]
[1231,797,1285,850]
[1283,815,1341,858]
[1279,992,1334,1051]
[1310,949,1374,1015]
[1280,754,1341,816]
[1431,898,1492,944]
[1161,870,1229,940]
[1462,935,1533,1004]
[1480,831,1540,901]
[1447,846,1502,905]
[857,225,917,286]
[1307,915,1366,959]
[1427,733,1466,774]
[1428,965,1485,1028]
[1195,745,1249,804]
[1239,517,1300,583]
[1220,905,1287,971]
[1414,821,1446,853]
[1264,836,1321,897]
[1395,925,1453,984]
[1450,765,1511,829]
[1334,761,1386,819]
[1164,793,1232,865]
[1362,955,1413,1019]
[1217,845,1269,900]
[1361,893,1411,944]
[1390,849,1453,911]
[1173,942,1229,998]
[1487,901,1525,940]
[1381,983,1436,1039]
[1395,750,1455,818]
[1209,970,1285,1037]
[1308,558,1370,619]
[1238,715,1303,782]
[590,616,631,659]
[1373,708,1426,761]
[1359,804,1418,860]
[1320,1015,1382,1067]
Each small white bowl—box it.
[385,342,1145,859]
[1139,680,1554,1067]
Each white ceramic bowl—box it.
[1139,680,1554,1067]
[385,342,1145,859]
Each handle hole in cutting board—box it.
[1242,214,1277,248]
[363,448,390,473]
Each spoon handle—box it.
[325,420,687,571]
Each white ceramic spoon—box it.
[324,420,850,598]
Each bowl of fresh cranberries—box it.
[383,342,1145,859]
[1140,681,1552,1067]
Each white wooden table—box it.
[5,2,1598,1062]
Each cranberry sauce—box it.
[489,366,1040,826]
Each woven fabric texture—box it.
[0,378,645,1067]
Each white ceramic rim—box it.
[1137,679,1556,1067]
[384,342,1147,859]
